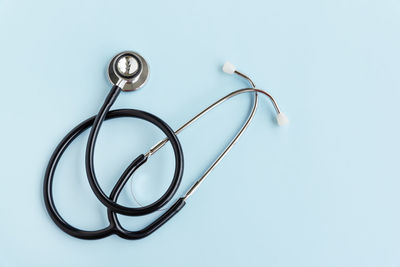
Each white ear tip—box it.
[276,112,289,126]
[222,62,236,74]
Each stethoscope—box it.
[43,51,289,240]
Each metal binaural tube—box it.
[144,71,260,158]
[144,86,281,158]
[181,88,283,200]
[136,67,284,205]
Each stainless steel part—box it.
[181,85,282,200]
[132,68,282,204]
[117,55,140,77]
[131,69,259,207]
[144,70,260,158]
[108,51,149,92]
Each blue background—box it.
[0,0,399,266]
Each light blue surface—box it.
[1,0,400,266]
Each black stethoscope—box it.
[43,51,288,240]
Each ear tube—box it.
[223,61,289,126]
[131,61,289,208]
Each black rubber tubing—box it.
[43,85,185,239]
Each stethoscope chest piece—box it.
[108,51,149,91]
